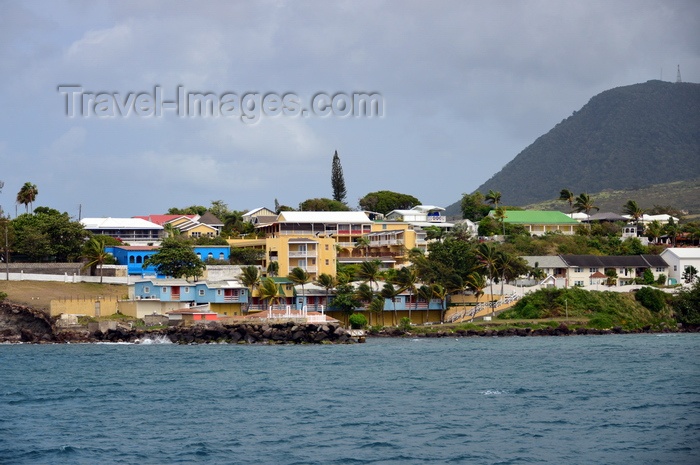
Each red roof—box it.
[590,271,607,279]
[134,214,196,225]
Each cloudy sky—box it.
[1,0,698,218]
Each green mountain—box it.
[446,80,700,215]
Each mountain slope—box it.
[453,80,700,211]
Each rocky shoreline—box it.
[1,301,698,344]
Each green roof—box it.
[491,210,579,224]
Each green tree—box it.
[493,206,507,236]
[240,265,261,295]
[208,200,229,221]
[559,188,575,213]
[393,266,418,320]
[357,259,381,291]
[288,267,311,305]
[11,208,87,262]
[465,272,487,321]
[673,280,700,325]
[299,198,350,211]
[348,313,367,329]
[368,295,386,326]
[331,282,360,326]
[430,283,447,323]
[645,220,663,244]
[682,265,698,284]
[623,200,644,230]
[574,193,600,218]
[476,242,499,313]
[380,282,401,326]
[460,191,489,222]
[81,236,113,283]
[167,205,207,215]
[315,273,337,311]
[355,282,374,306]
[358,190,420,215]
[485,190,502,209]
[16,182,38,214]
[331,150,347,204]
[266,260,279,277]
[354,236,371,257]
[258,277,282,309]
[143,239,204,281]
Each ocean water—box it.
[1,334,698,465]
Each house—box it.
[660,248,700,284]
[495,210,581,236]
[167,306,219,324]
[560,254,669,287]
[242,207,277,223]
[134,214,220,239]
[246,277,297,312]
[132,278,249,317]
[521,254,670,287]
[385,205,453,230]
[81,217,164,246]
[106,245,231,277]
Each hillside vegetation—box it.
[446,80,700,212]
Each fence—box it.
[1,271,133,284]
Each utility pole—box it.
[676,65,682,83]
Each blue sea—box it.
[1,334,698,464]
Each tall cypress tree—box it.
[331,150,347,204]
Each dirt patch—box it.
[0,281,127,311]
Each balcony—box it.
[289,251,317,258]
[427,216,446,223]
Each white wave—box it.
[135,335,173,344]
[481,389,507,396]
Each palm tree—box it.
[393,267,418,321]
[476,242,499,313]
[559,188,575,213]
[16,182,38,214]
[645,220,663,244]
[81,237,110,284]
[494,206,507,236]
[368,295,385,326]
[623,200,644,232]
[354,282,374,325]
[485,190,501,209]
[266,260,279,277]
[239,265,260,310]
[288,267,311,309]
[258,277,282,310]
[465,272,486,321]
[357,259,381,291]
[573,193,600,219]
[418,284,433,323]
[354,236,370,257]
[380,282,400,326]
[315,273,336,312]
[430,283,447,323]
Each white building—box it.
[659,248,700,284]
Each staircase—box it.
[444,292,521,323]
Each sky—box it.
[1,0,699,219]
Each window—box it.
[207,253,214,260]
[129,256,135,264]
[574,281,584,287]
[191,232,201,238]
[143,286,150,293]
[326,259,329,266]
[217,290,222,295]
[184,287,189,293]
[325,244,329,250]
[382,224,387,230]
[674,265,677,271]
[219,253,225,260]
[589,267,598,273]
[656,267,664,272]
[162,287,167,292]
[574,267,583,273]
[198,289,205,296]
[136,256,143,264]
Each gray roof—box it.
[521,256,568,268]
[560,255,668,268]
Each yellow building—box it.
[229,211,373,278]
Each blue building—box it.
[106,245,231,277]
[132,279,248,316]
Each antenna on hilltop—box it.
[676,65,682,83]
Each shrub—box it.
[399,317,412,331]
[348,313,368,329]
[588,313,614,329]
[635,287,666,312]
[0,291,6,302]
[643,269,655,285]
[656,274,666,285]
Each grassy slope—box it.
[524,178,700,218]
[0,281,127,311]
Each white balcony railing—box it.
[288,251,317,258]
[427,216,446,223]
